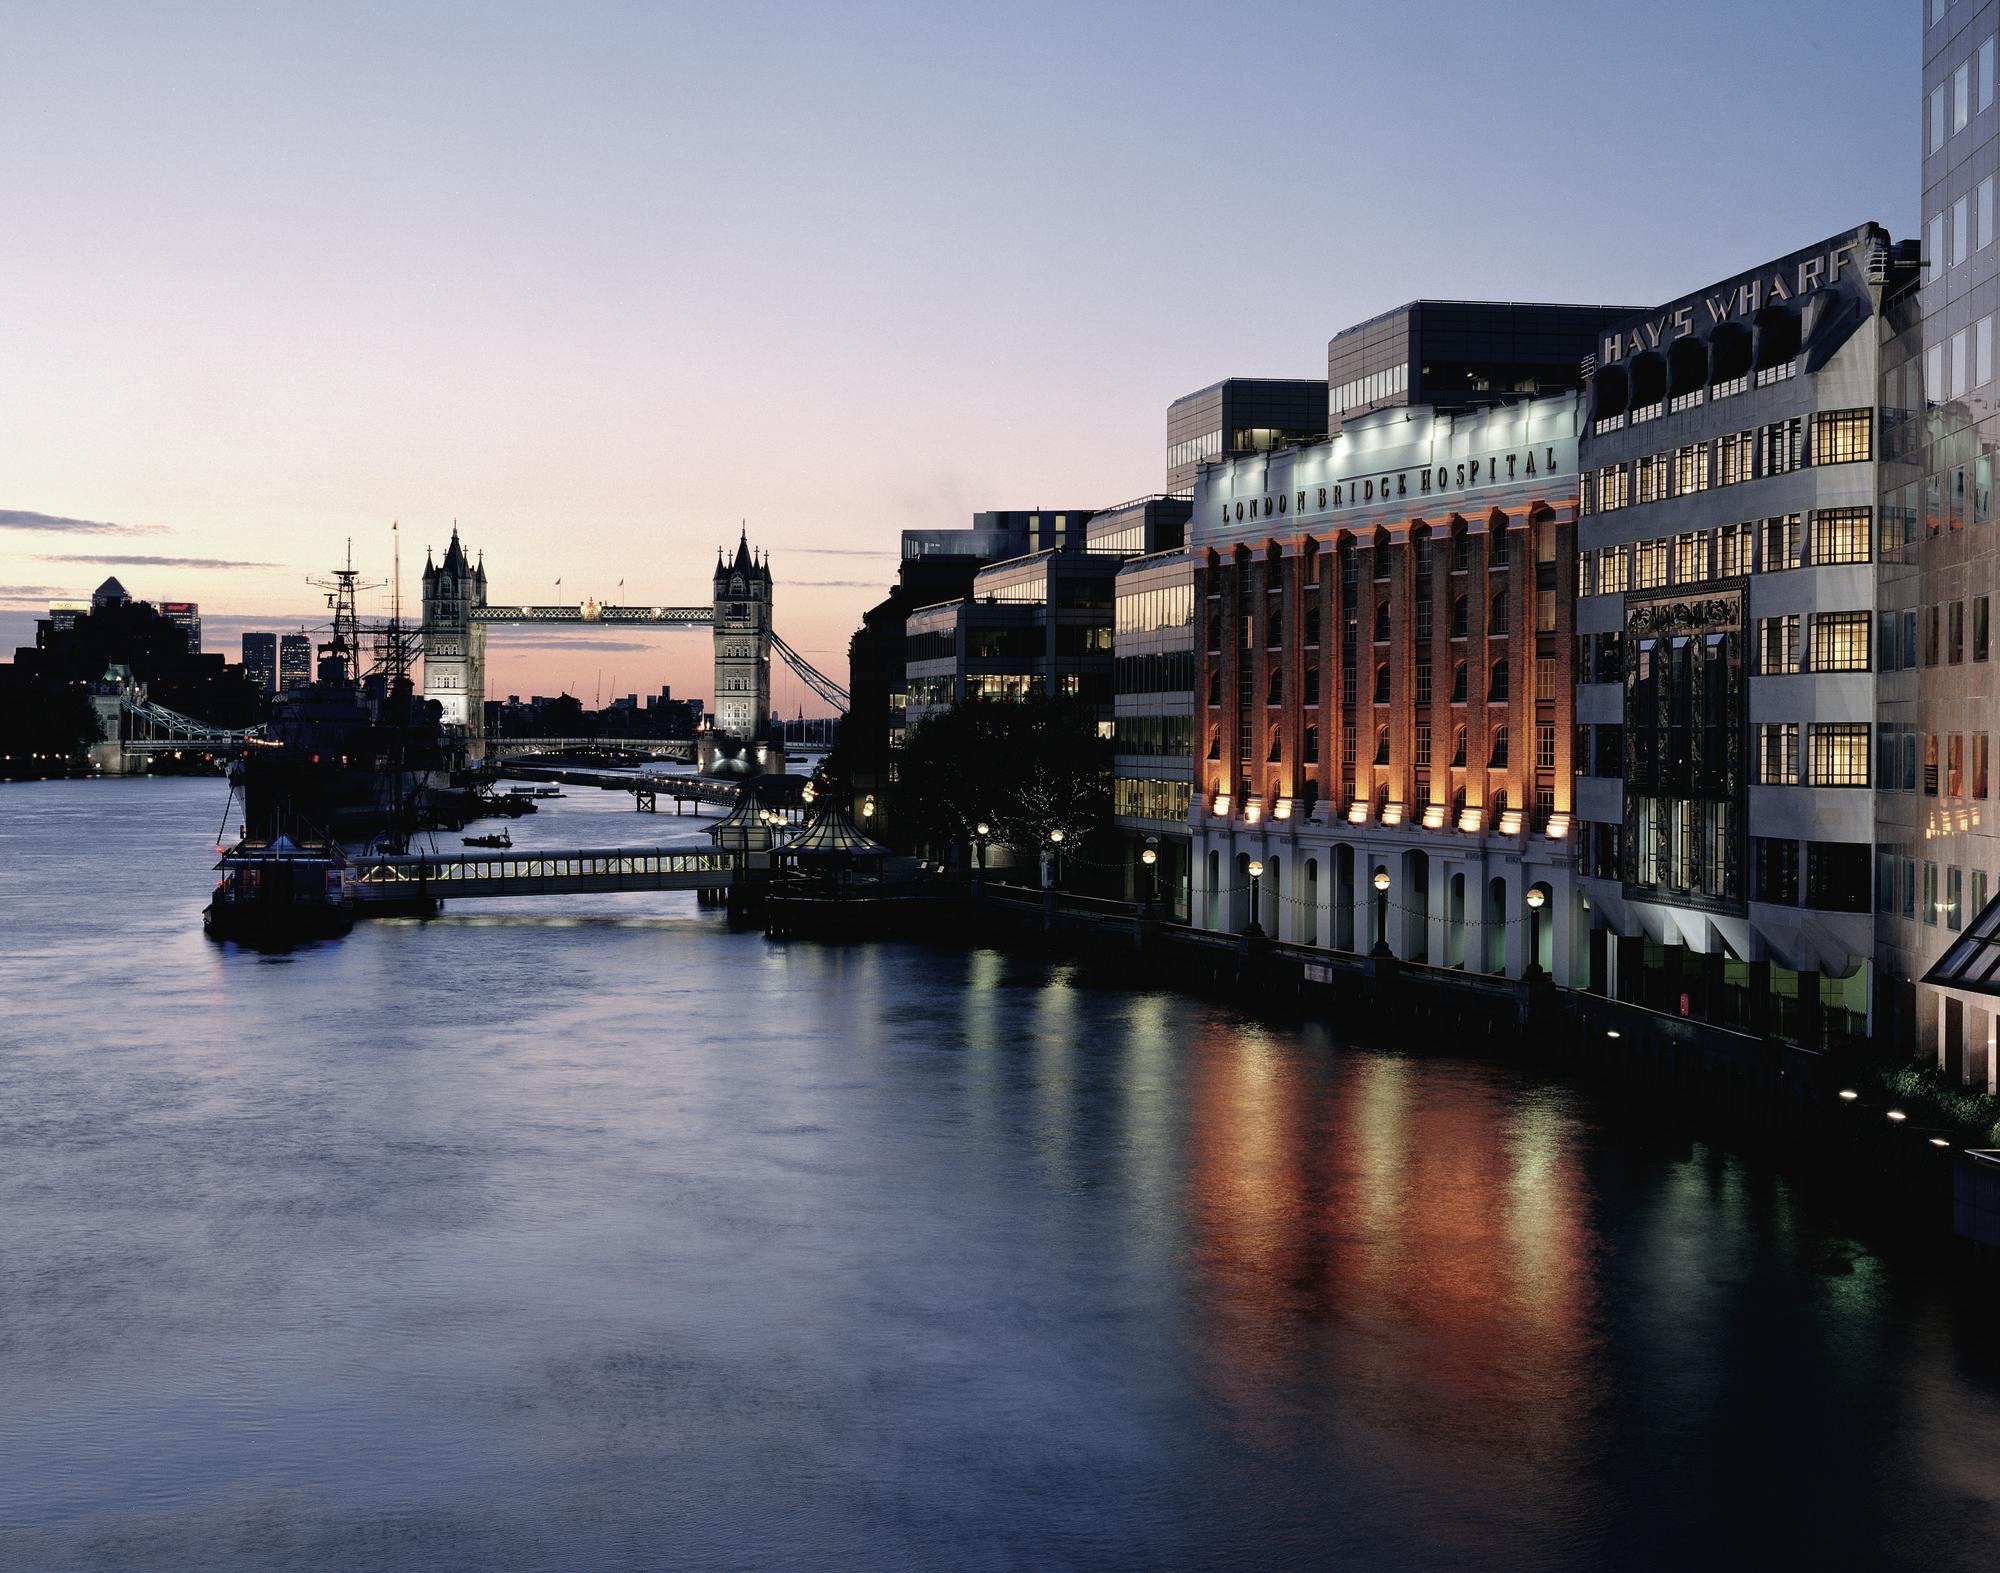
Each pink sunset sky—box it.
[2,1,1913,713]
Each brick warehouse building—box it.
[1189,393,1584,982]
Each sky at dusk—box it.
[3,0,1918,711]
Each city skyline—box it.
[3,1,1917,703]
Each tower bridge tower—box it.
[711,529,772,746]
[422,526,486,744]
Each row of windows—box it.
[1750,837,1872,913]
[1752,722,1872,786]
[1583,412,1869,514]
[1113,776,1194,823]
[1877,727,1993,799]
[1924,175,1995,283]
[1751,611,1873,675]
[1113,715,1194,758]
[1880,851,1990,932]
[1331,362,1408,415]
[1922,312,1999,404]
[1578,509,1871,594]
[1926,32,1997,156]
[1114,581,1194,634]
[1168,430,1223,474]
[1118,649,1197,696]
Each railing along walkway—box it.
[352,846,738,901]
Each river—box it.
[1,777,1996,1569]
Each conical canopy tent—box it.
[778,804,889,862]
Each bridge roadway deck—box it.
[352,845,742,903]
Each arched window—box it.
[1490,525,1511,568]
[1374,662,1391,704]
[1374,724,1390,765]
[1268,727,1282,763]
[1208,728,1221,760]
[1489,590,1508,636]
[1303,723,1319,763]
[1374,600,1391,641]
[1451,661,1468,703]
[1451,595,1468,638]
[1490,726,1510,768]
[1267,668,1282,706]
[1452,725,1468,766]
[1489,659,1509,702]
[1208,669,1221,705]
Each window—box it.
[1983,35,1996,113]
[1596,464,1629,511]
[1926,733,1941,795]
[1673,443,1709,495]
[1374,600,1390,641]
[1598,544,1629,593]
[1451,661,1467,702]
[1373,662,1390,704]
[1489,590,1508,635]
[1673,531,1706,584]
[1984,176,1997,252]
[1757,614,1801,675]
[1415,723,1431,768]
[1342,724,1356,766]
[1756,837,1800,905]
[1267,667,1282,706]
[1717,430,1756,485]
[1716,523,1752,578]
[1981,734,1993,798]
[1757,723,1799,784]
[1958,60,1973,133]
[1635,538,1669,589]
[1978,596,1990,660]
[1926,603,1941,665]
[1931,212,1947,284]
[1932,83,1947,155]
[1452,725,1467,766]
[1489,659,1509,702]
[1952,600,1966,663]
[1809,508,1872,565]
[1761,514,1801,570]
[1811,410,1872,465]
[1978,868,1992,920]
[1951,732,1967,796]
[1810,611,1870,672]
[1948,865,1966,930]
[1636,452,1669,504]
[1490,725,1509,768]
[1450,595,1469,638]
[1807,843,1874,914]
[1536,722,1556,770]
[1536,656,1556,703]
[1957,193,1972,268]
[1764,419,1803,476]
[1956,328,1973,400]
[1810,723,1870,786]
[1925,861,1940,926]
[1374,725,1389,765]
[1415,596,1432,641]
[1412,660,1429,705]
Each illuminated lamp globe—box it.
[975,821,990,837]
[1141,848,1158,866]
[1372,868,1391,893]
[1526,887,1547,910]
[1248,859,1264,878]
[1049,828,1065,845]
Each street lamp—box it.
[973,821,990,874]
[1047,826,1066,890]
[860,794,876,819]
[1140,838,1159,919]
[1524,882,1549,977]
[1247,858,1265,936]
[1371,865,1391,955]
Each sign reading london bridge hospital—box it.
[1191,392,1582,549]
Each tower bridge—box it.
[420,525,848,766]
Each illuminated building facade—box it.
[1885,0,2000,1081]
[1575,225,1905,1046]
[1189,393,1582,981]
[1113,549,1195,917]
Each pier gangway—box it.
[350,845,741,904]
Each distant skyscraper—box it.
[279,632,312,691]
[241,632,277,694]
[159,601,201,654]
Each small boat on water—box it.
[205,834,355,944]
[463,830,512,848]
[507,785,562,798]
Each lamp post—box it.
[1525,883,1548,977]
[1247,858,1265,937]
[974,821,990,874]
[1372,865,1391,956]
[1048,826,1066,888]
[1140,838,1159,919]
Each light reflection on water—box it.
[0,779,1997,1569]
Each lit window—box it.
[1756,723,1799,784]
[1758,615,1801,675]
[1811,410,1872,465]
[1809,612,1871,672]
[1810,508,1872,565]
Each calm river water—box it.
[2,777,1998,1569]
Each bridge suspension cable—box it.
[768,631,849,712]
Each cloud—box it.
[36,554,280,569]
[0,584,74,603]
[0,509,166,536]
[790,578,886,589]
[785,546,896,558]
